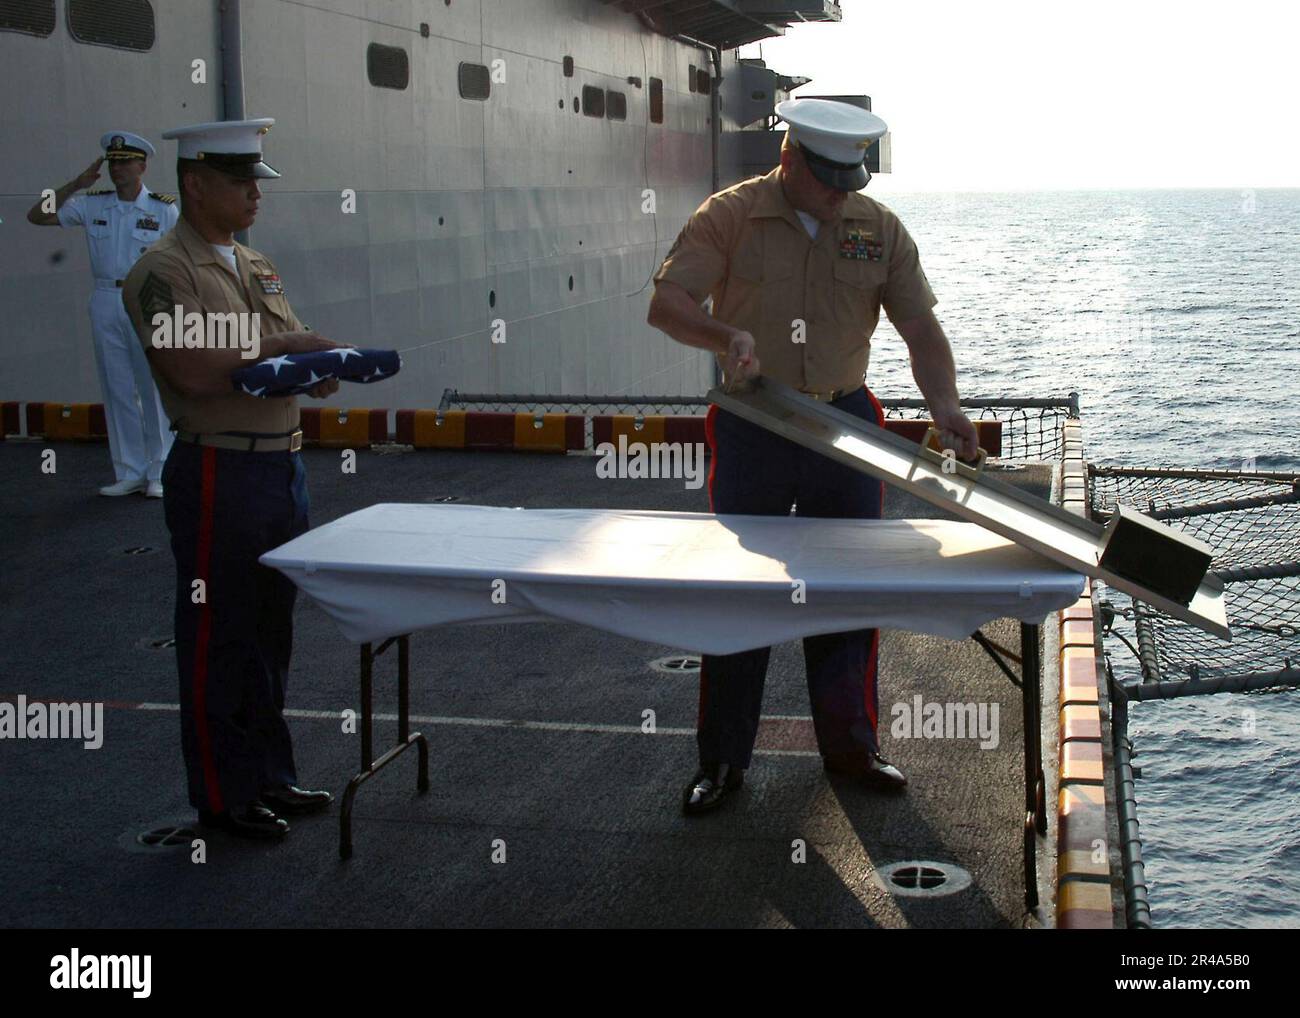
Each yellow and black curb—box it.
[4,402,109,442]
[6,401,1005,457]
[1055,420,1114,928]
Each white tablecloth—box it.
[260,504,1086,653]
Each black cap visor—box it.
[199,151,282,180]
[798,142,869,192]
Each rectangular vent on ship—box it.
[0,0,56,37]
[367,42,409,90]
[459,62,490,100]
[581,84,605,118]
[68,0,154,51]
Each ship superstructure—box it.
[0,0,845,407]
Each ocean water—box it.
[868,188,1300,470]
[867,188,1300,928]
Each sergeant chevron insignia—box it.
[138,272,175,320]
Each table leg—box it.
[1021,623,1046,836]
[339,635,430,860]
[969,623,1045,911]
[1020,622,1044,911]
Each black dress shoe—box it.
[260,784,334,815]
[682,763,745,816]
[198,802,290,840]
[823,751,908,793]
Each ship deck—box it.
[0,441,1059,928]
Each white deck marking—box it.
[126,701,822,756]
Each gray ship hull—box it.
[0,0,767,406]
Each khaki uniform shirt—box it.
[653,168,937,393]
[122,217,305,434]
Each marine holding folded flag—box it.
[122,118,391,840]
[648,98,980,815]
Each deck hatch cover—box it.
[708,378,1230,640]
[648,654,702,675]
[877,860,972,898]
[136,826,196,849]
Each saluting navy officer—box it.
[27,132,176,497]
[648,98,980,815]
[122,119,341,840]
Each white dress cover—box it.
[260,503,1087,653]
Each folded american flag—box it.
[231,348,401,397]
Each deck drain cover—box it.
[876,860,971,898]
[136,825,196,849]
[648,654,701,675]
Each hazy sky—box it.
[738,0,1299,192]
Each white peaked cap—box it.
[162,118,280,179]
[774,98,887,190]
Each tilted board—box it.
[708,378,1230,640]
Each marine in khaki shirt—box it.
[121,119,341,842]
[650,98,979,817]
[650,125,976,462]
[652,162,937,395]
[122,201,333,434]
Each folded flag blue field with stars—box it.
[231,348,401,397]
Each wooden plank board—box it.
[709,378,1230,640]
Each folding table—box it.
[262,502,1085,906]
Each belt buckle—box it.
[288,429,303,452]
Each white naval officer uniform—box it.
[57,181,177,485]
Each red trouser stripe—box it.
[698,404,720,723]
[192,446,224,813]
[863,627,880,733]
[704,403,719,513]
[863,386,884,735]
